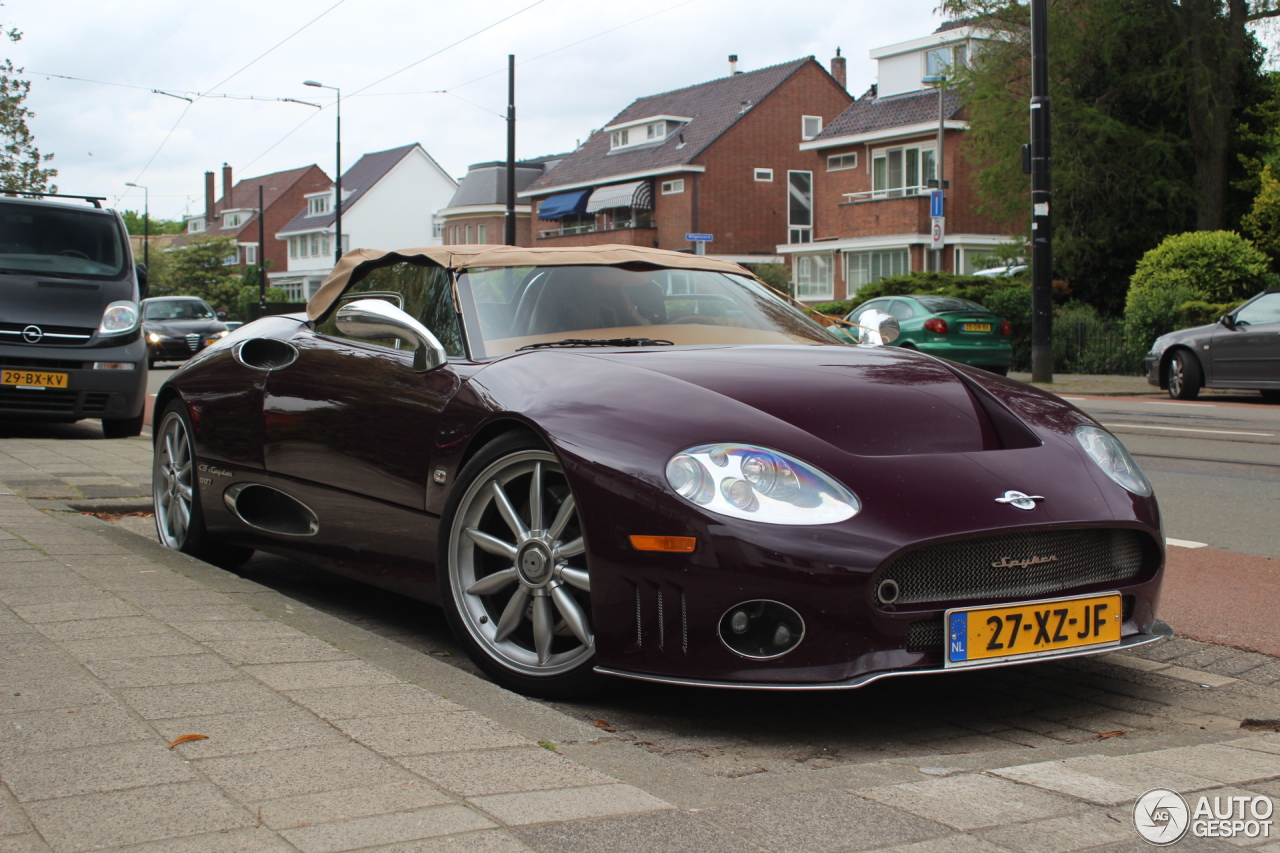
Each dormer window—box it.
[926,44,967,77]
[224,213,243,228]
[187,217,205,234]
[605,115,691,151]
[308,195,332,216]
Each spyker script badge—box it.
[991,554,1059,569]
[995,490,1044,511]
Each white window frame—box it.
[477,224,487,243]
[187,217,204,234]
[754,168,774,182]
[871,144,936,197]
[661,179,684,195]
[826,153,858,171]
[224,213,242,228]
[646,122,666,140]
[465,224,473,244]
[610,128,630,149]
[308,195,331,216]
[802,115,823,141]
[793,253,833,301]
[845,249,911,293]
[244,244,257,265]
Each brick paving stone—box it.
[401,747,617,797]
[468,784,671,826]
[0,705,152,757]
[278,805,495,853]
[154,708,352,758]
[333,711,529,756]
[867,838,1013,853]
[256,781,454,830]
[199,638,352,665]
[83,653,240,689]
[106,827,298,853]
[193,743,420,802]
[976,810,1133,853]
[29,616,169,642]
[1138,744,1280,784]
[243,660,403,691]
[0,741,198,802]
[860,774,1078,831]
[514,809,761,853]
[117,679,295,720]
[990,755,1218,805]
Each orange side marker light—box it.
[630,535,697,553]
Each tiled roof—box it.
[447,162,554,207]
[935,18,974,32]
[170,164,325,248]
[278,144,422,234]
[813,87,964,142]
[525,58,815,194]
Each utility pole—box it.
[505,54,517,246]
[1030,0,1054,382]
[258,184,266,315]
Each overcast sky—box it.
[8,0,949,221]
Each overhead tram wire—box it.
[237,0,553,174]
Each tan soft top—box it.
[305,243,755,321]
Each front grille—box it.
[81,392,110,414]
[907,618,944,651]
[879,528,1153,607]
[0,387,78,412]
[0,322,94,345]
[626,579,688,655]
[185,334,201,352]
[0,356,84,370]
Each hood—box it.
[1154,322,1216,350]
[582,345,1020,456]
[143,318,228,336]
[0,271,131,328]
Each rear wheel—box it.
[152,401,253,568]
[102,411,144,439]
[1261,389,1280,404]
[439,433,598,698]
[1167,350,1202,400]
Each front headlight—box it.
[147,332,164,344]
[99,301,139,335]
[1074,425,1152,496]
[664,443,859,524]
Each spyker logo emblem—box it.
[995,490,1044,510]
[991,554,1059,569]
[21,325,43,343]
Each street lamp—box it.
[124,182,148,268]
[922,74,947,273]
[303,80,342,264]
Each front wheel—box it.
[1167,350,1202,400]
[102,411,144,439]
[439,433,598,698]
[152,401,253,568]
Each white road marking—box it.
[1143,400,1218,408]
[1166,538,1209,549]
[1102,423,1274,437]
[1060,397,1087,401]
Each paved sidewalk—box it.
[1,434,1278,853]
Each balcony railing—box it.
[538,217,654,239]
[843,186,931,202]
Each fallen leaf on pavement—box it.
[593,719,617,732]
[1098,730,1126,739]
[167,734,208,749]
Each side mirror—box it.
[135,263,149,299]
[855,309,900,346]
[1219,315,1236,329]
[336,298,448,371]
[217,311,228,320]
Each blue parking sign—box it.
[930,191,945,218]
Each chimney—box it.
[831,48,847,91]
[729,54,738,75]
[221,163,233,207]
[204,171,215,228]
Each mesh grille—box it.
[0,388,78,412]
[0,356,84,369]
[81,392,110,414]
[907,618,944,651]
[880,528,1151,606]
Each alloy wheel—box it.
[1168,359,1183,398]
[153,412,194,549]
[448,449,593,678]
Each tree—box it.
[0,20,56,191]
[149,237,241,310]
[941,0,1275,314]
[121,210,184,235]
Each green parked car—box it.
[832,295,1013,375]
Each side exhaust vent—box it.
[234,339,299,371]
[223,483,318,536]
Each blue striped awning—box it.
[537,189,591,221]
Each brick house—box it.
[779,23,1020,303]
[176,164,331,275]
[520,57,853,264]
[270,144,457,301]
[436,154,568,247]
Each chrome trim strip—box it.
[593,621,1173,691]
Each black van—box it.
[0,193,148,437]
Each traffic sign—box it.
[685,233,713,242]
[931,217,945,249]
[930,191,945,218]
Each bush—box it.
[1175,300,1243,327]
[1124,230,1267,349]
[233,284,290,320]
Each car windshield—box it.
[458,265,836,357]
[915,296,989,314]
[144,299,215,320]
[0,201,127,279]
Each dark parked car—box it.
[0,192,147,437]
[831,295,1013,375]
[1146,287,1280,401]
[152,245,1169,698]
[141,296,229,367]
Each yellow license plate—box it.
[1,369,68,388]
[946,592,1122,667]
[962,323,992,332]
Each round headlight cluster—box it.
[1074,425,1153,497]
[664,443,859,524]
[99,301,139,335]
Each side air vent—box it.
[223,483,318,536]
[625,579,688,655]
[234,339,299,371]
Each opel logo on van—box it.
[21,325,43,343]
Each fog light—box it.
[92,362,137,370]
[876,578,900,605]
[718,600,804,659]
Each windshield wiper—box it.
[517,337,675,351]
